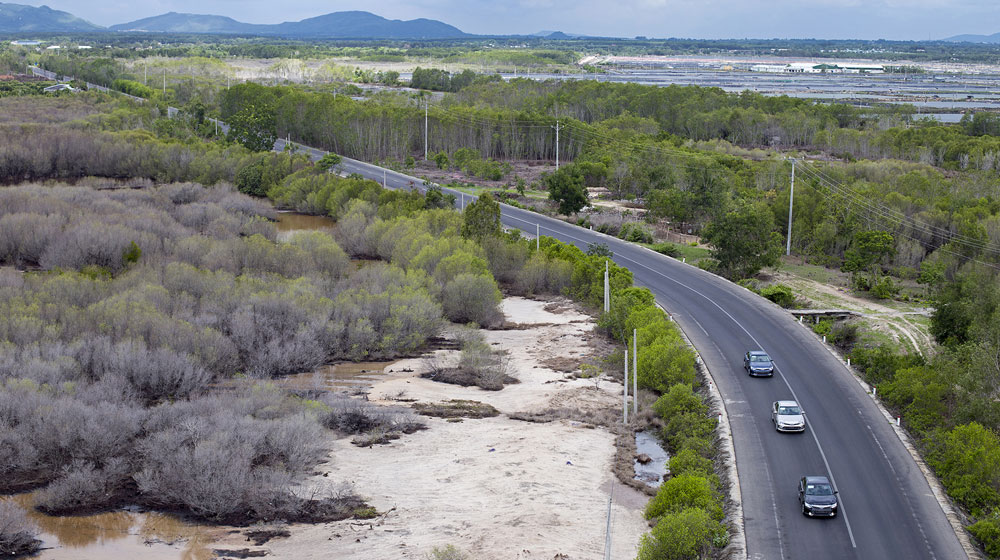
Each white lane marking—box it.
[865,423,935,559]
[501,212,859,549]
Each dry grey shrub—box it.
[321,393,425,436]
[0,500,40,557]
[36,457,131,514]
[458,333,513,391]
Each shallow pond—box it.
[278,360,400,392]
[275,211,336,241]
[634,431,670,488]
[4,493,216,560]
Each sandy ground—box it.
[217,297,649,559]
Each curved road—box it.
[279,141,968,560]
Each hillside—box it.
[109,12,253,34]
[0,2,102,32]
[110,10,466,38]
[942,31,1000,43]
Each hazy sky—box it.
[21,0,1000,40]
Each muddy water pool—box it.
[4,493,217,560]
[278,361,399,392]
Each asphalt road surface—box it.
[276,140,968,560]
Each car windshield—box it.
[750,355,770,363]
[778,406,801,415]
[806,483,833,496]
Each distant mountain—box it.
[0,2,102,32]
[109,12,250,34]
[942,32,1000,43]
[271,11,465,39]
[111,10,467,39]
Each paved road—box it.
[277,140,968,560]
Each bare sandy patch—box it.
[234,297,648,559]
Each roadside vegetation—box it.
[5,35,1000,557]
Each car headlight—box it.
[830,502,838,508]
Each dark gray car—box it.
[798,475,839,517]
[744,350,774,376]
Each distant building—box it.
[749,62,884,74]
[10,40,41,46]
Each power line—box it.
[408,100,1000,262]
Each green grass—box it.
[779,261,847,287]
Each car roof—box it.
[804,476,830,485]
[748,350,769,356]
[775,400,799,407]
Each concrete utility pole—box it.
[604,261,610,313]
[786,159,796,256]
[632,329,638,416]
[623,348,629,424]
[552,120,561,170]
[424,98,429,161]
[536,224,540,251]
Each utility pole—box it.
[786,159,796,256]
[162,69,165,96]
[623,348,629,424]
[536,224,540,251]
[424,97,429,161]
[552,120,561,170]
[383,168,387,188]
[144,65,147,86]
[604,261,610,313]
[632,329,638,416]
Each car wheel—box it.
[801,503,807,515]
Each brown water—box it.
[279,361,399,392]
[5,494,216,560]
[275,211,336,233]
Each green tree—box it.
[433,151,450,170]
[843,230,895,290]
[926,422,1000,516]
[235,160,268,197]
[638,508,719,560]
[702,201,782,280]
[227,103,277,152]
[317,153,342,172]
[544,165,588,215]
[425,185,456,210]
[461,193,502,240]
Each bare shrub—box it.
[321,394,425,436]
[458,338,514,391]
[35,457,131,514]
[426,544,470,560]
[0,501,40,558]
[0,213,63,266]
